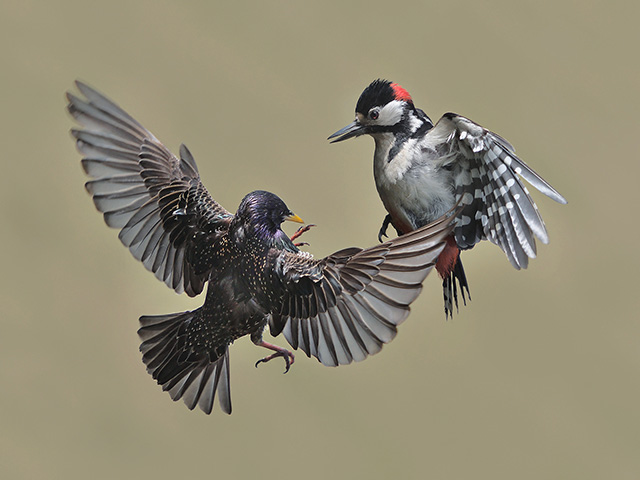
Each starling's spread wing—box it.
[427,113,567,269]
[270,212,457,367]
[68,81,232,296]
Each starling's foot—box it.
[253,340,295,373]
[378,215,392,242]
[255,350,295,373]
[290,224,315,244]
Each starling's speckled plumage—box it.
[68,81,459,415]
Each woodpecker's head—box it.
[328,79,415,143]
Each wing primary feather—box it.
[317,311,339,366]
[325,307,354,365]
[69,81,231,296]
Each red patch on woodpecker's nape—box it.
[391,83,412,102]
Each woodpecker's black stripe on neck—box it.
[386,112,434,163]
[387,132,410,163]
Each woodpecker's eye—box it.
[369,109,379,120]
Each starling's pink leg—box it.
[254,340,295,373]
[290,224,315,247]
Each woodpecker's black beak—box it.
[328,120,366,143]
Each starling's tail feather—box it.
[138,310,231,414]
[443,256,471,319]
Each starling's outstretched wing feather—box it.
[138,310,232,414]
[67,81,232,296]
[271,211,457,367]
[426,113,567,270]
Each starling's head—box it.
[328,79,415,143]
[234,190,303,246]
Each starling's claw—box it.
[290,224,316,243]
[294,241,309,247]
[255,350,295,374]
[378,215,392,243]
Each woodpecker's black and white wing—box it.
[428,113,567,269]
[67,81,232,296]
[270,212,457,367]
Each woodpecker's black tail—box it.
[442,256,471,319]
[138,310,232,414]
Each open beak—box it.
[285,213,304,224]
[328,120,366,143]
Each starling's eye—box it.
[369,109,379,120]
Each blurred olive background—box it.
[1,0,638,479]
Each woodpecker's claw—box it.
[378,215,392,242]
[255,350,295,374]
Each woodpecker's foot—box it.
[378,215,392,242]
[254,341,295,374]
[290,224,315,244]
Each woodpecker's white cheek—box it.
[377,100,405,126]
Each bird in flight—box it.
[329,79,567,318]
[67,81,458,414]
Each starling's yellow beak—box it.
[285,213,304,224]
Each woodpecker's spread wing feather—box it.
[269,212,457,366]
[67,81,232,296]
[428,113,567,269]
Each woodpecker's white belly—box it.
[372,134,455,231]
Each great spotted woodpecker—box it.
[329,79,567,317]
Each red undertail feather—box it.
[436,237,460,279]
[437,237,471,318]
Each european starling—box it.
[67,81,458,415]
[329,79,566,317]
